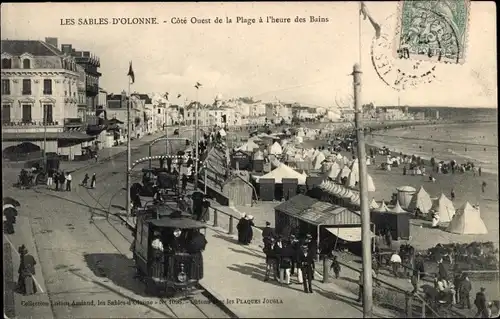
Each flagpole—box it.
[359,1,362,67]
[126,74,132,217]
[194,87,199,190]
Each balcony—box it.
[86,84,99,95]
[2,121,59,127]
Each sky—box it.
[1,2,497,108]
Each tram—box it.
[132,202,207,297]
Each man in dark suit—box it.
[304,234,317,279]
[474,287,488,317]
[262,222,275,241]
[297,244,314,293]
[459,273,472,309]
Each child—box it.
[330,255,341,279]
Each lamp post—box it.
[352,64,373,318]
[42,103,47,169]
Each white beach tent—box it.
[366,174,376,192]
[256,163,307,184]
[337,166,351,183]
[390,200,407,214]
[336,153,343,161]
[219,128,227,137]
[369,198,379,209]
[236,140,259,152]
[446,202,488,235]
[347,168,360,188]
[407,186,433,215]
[296,128,306,138]
[430,193,456,223]
[269,142,283,155]
[343,156,350,167]
[375,201,390,213]
[326,162,341,180]
[312,152,326,170]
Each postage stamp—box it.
[372,15,440,92]
[393,0,470,64]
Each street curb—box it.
[196,283,241,318]
[114,214,240,318]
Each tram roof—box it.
[149,216,207,229]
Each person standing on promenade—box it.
[81,173,89,187]
[481,181,487,193]
[474,287,488,317]
[54,171,59,191]
[330,255,341,279]
[451,189,456,201]
[17,245,37,295]
[90,173,96,189]
[479,166,482,176]
[390,251,402,277]
[298,244,314,293]
[237,214,248,244]
[65,172,72,191]
[47,168,54,187]
[459,273,472,309]
[59,171,66,191]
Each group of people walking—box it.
[47,169,73,191]
[80,173,97,189]
[261,223,317,294]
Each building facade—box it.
[1,38,94,159]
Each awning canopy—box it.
[326,227,374,242]
[2,132,95,141]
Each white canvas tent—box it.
[325,162,341,179]
[256,163,307,184]
[446,202,488,235]
[431,193,456,223]
[236,140,259,152]
[269,142,283,155]
[366,174,376,192]
[375,201,389,213]
[219,128,227,137]
[390,200,407,213]
[312,152,326,170]
[407,186,433,215]
[369,198,379,209]
[337,166,351,183]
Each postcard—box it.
[2,2,498,319]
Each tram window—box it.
[141,223,148,245]
[137,220,143,242]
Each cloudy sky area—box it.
[2,2,497,108]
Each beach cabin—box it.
[254,163,307,201]
[201,143,254,206]
[274,194,375,256]
[231,150,251,170]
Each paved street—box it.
[2,131,231,319]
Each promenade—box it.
[199,225,398,318]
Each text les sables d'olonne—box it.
[60,16,329,26]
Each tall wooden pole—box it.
[353,63,373,318]
[194,90,199,189]
[126,84,132,217]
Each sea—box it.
[365,121,498,175]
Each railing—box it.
[2,121,59,126]
[335,260,444,318]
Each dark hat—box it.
[18,245,28,254]
[265,221,271,226]
[480,287,486,292]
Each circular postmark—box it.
[396,1,464,64]
[371,15,439,91]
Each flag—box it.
[127,61,135,84]
[194,82,202,89]
[360,2,381,39]
[164,92,169,100]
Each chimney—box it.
[61,44,72,55]
[45,37,58,49]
